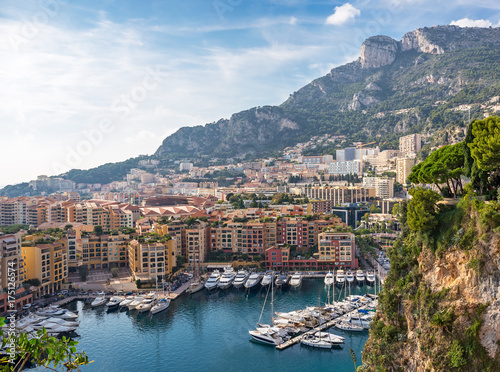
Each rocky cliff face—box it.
[362,201,500,371]
[360,35,399,68]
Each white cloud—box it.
[289,16,298,25]
[325,3,361,26]
[450,18,493,27]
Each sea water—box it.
[58,279,378,372]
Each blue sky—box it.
[0,0,499,186]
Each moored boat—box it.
[91,293,107,307]
[151,298,171,315]
[356,270,365,284]
[205,270,221,291]
[324,271,335,287]
[233,270,249,288]
[366,271,375,285]
[336,270,345,287]
[289,272,303,289]
[244,272,262,289]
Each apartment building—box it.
[0,232,25,290]
[303,186,375,205]
[328,160,362,176]
[363,177,395,199]
[399,133,422,156]
[22,242,68,297]
[396,156,416,184]
[80,233,130,269]
[128,239,176,280]
[315,231,357,270]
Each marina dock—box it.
[276,302,375,350]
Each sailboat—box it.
[187,242,205,294]
[248,274,289,346]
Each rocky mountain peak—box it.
[360,35,399,69]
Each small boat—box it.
[151,298,171,315]
[218,267,236,290]
[128,295,145,310]
[205,270,221,291]
[232,270,249,288]
[187,281,204,294]
[36,307,78,320]
[335,320,364,332]
[244,272,262,289]
[91,293,107,307]
[314,331,345,345]
[289,272,303,289]
[261,271,274,288]
[136,298,155,313]
[346,271,355,284]
[324,271,335,287]
[336,270,345,287]
[275,273,289,288]
[366,271,376,285]
[106,296,124,309]
[356,270,365,284]
[300,334,333,349]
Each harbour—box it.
[30,277,380,372]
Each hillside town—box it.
[0,133,421,316]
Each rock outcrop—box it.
[360,35,399,68]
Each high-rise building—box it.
[396,157,416,184]
[363,177,395,199]
[399,134,421,155]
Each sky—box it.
[1,0,499,187]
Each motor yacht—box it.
[218,267,236,289]
[128,295,145,310]
[335,319,364,332]
[204,270,221,291]
[346,271,355,285]
[249,326,289,346]
[244,272,262,289]
[119,295,134,308]
[232,270,249,288]
[366,271,376,285]
[336,270,345,287]
[90,293,107,307]
[261,271,274,288]
[151,298,171,315]
[36,308,78,320]
[136,297,155,312]
[356,270,365,284]
[324,271,335,287]
[106,296,124,309]
[289,272,303,289]
[274,273,289,288]
[300,334,333,349]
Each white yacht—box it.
[356,270,365,284]
[128,295,145,310]
[36,307,78,320]
[119,295,134,308]
[346,271,355,284]
[300,334,333,349]
[336,270,345,287]
[275,273,289,288]
[349,314,372,329]
[314,332,345,345]
[204,270,221,291]
[261,271,274,288]
[187,280,204,294]
[232,270,249,288]
[366,271,376,285]
[289,272,303,289]
[136,297,155,312]
[31,320,77,334]
[151,298,171,315]
[244,272,262,289]
[106,296,124,309]
[249,326,288,346]
[335,319,364,332]
[218,267,236,289]
[324,271,335,287]
[90,292,107,307]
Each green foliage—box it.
[0,318,91,371]
[448,340,467,368]
[110,267,119,278]
[23,278,41,287]
[0,225,28,234]
[469,116,500,172]
[407,188,442,234]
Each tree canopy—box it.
[407,188,442,233]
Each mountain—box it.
[156,25,500,160]
[2,25,500,194]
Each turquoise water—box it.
[60,280,378,372]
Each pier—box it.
[275,302,374,350]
